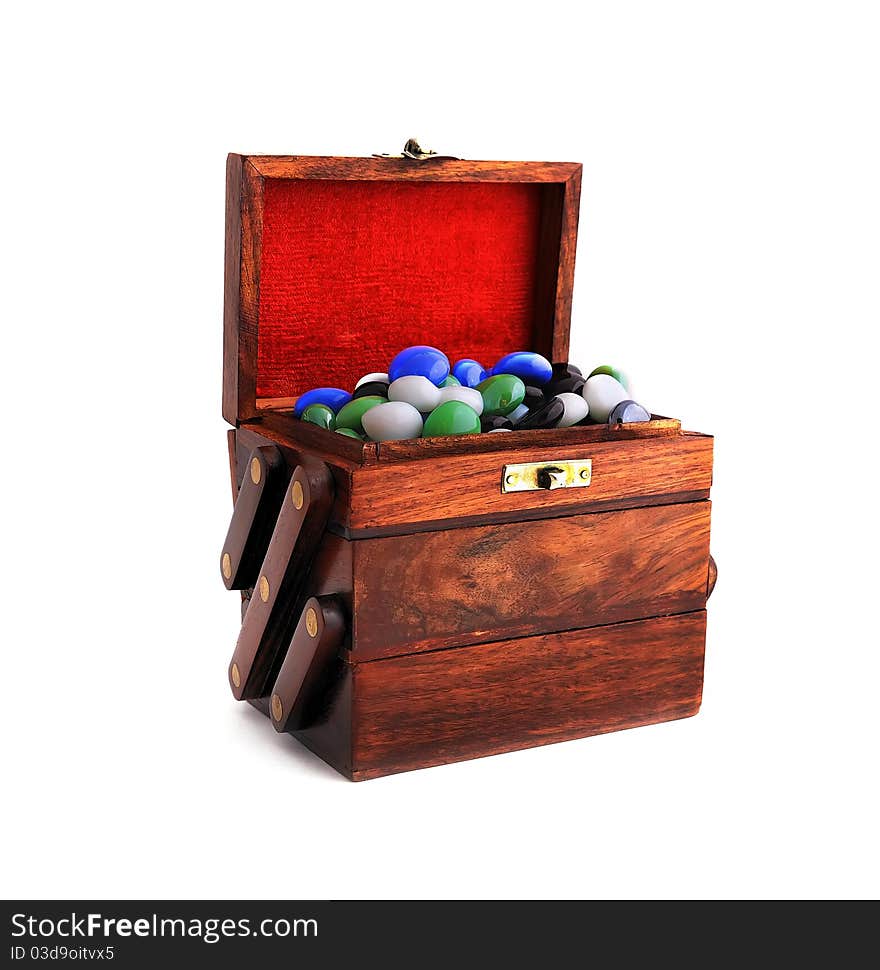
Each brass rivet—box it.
[271,693,283,722]
[505,474,517,485]
[250,457,262,485]
[305,607,318,637]
[221,552,232,579]
[291,479,304,509]
[258,575,270,602]
[231,663,241,688]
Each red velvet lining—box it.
[256,179,543,400]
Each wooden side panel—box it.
[531,174,581,364]
[349,433,713,532]
[247,156,582,183]
[291,660,354,778]
[223,156,263,425]
[303,532,354,616]
[352,502,711,659]
[351,612,707,780]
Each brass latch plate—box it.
[501,459,593,493]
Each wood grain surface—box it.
[234,423,712,537]
[350,611,707,779]
[257,410,681,464]
[348,432,713,532]
[246,156,582,183]
[222,155,262,424]
[351,501,711,659]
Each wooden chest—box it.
[220,151,716,780]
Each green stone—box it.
[423,401,481,437]
[441,374,461,387]
[588,364,630,389]
[335,395,386,434]
[476,374,525,416]
[300,403,336,431]
[335,427,364,440]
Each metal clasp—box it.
[373,138,460,162]
[501,459,593,493]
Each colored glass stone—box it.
[300,403,336,430]
[335,395,387,434]
[476,374,526,416]
[608,400,651,425]
[523,385,545,410]
[507,403,530,424]
[335,427,364,440]
[361,401,424,441]
[582,374,629,422]
[388,375,442,412]
[451,359,488,388]
[437,385,484,416]
[441,375,461,387]
[353,380,391,400]
[555,392,589,427]
[516,396,565,430]
[388,345,450,386]
[480,415,513,432]
[491,351,553,385]
[355,372,389,389]
[545,375,585,397]
[293,387,352,417]
[551,362,582,380]
[422,401,481,437]
[588,364,630,389]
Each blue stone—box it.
[388,345,450,386]
[452,359,488,388]
[491,351,553,386]
[293,387,352,417]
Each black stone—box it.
[480,414,514,432]
[545,375,585,397]
[352,381,390,400]
[516,396,565,430]
[608,400,651,425]
[523,385,545,410]
[551,362,582,381]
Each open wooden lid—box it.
[223,153,582,425]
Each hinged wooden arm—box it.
[268,596,347,733]
[228,461,334,701]
[220,445,288,590]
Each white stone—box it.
[582,374,628,423]
[361,401,424,441]
[555,391,589,428]
[437,385,484,416]
[387,375,442,412]
[508,403,530,424]
[355,372,389,389]
[487,427,512,432]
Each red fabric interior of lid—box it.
[256,178,544,400]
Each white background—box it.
[2,1,878,900]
